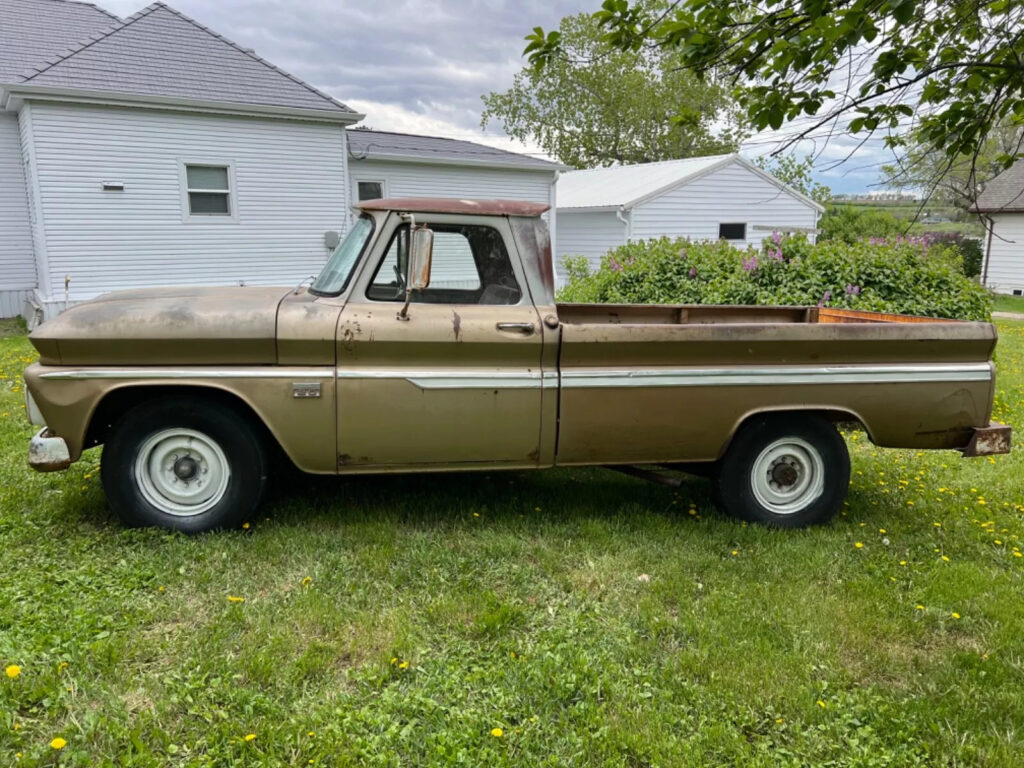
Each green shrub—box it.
[558,234,993,321]
[920,231,984,277]
[818,204,905,243]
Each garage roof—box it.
[970,159,1024,213]
[557,153,825,212]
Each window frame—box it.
[363,219,524,307]
[179,160,238,223]
[355,178,387,203]
[718,222,747,241]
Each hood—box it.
[30,286,291,365]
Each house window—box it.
[357,180,385,201]
[185,164,231,215]
[719,222,747,240]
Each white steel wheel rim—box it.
[134,428,230,517]
[750,437,825,515]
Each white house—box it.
[0,0,560,322]
[970,160,1024,295]
[556,154,825,276]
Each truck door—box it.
[334,214,546,469]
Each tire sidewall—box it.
[715,414,850,528]
[102,398,267,533]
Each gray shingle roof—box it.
[348,129,563,171]
[971,159,1024,213]
[0,0,119,82]
[13,2,357,116]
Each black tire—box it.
[712,412,850,528]
[101,396,268,533]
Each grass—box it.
[994,294,1024,315]
[2,323,1024,766]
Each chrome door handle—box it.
[496,322,535,335]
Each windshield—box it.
[309,215,375,295]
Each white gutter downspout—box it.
[616,206,631,243]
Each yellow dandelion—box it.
[941,555,950,562]
[915,604,925,610]
[879,528,886,534]
[308,731,315,737]
[13,723,20,731]
[227,595,245,603]
[731,550,739,556]
[816,700,826,708]
[244,733,256,742]
[775,717,784,724]
[951,612,961,620]
[398,660,409,669]
[1014,552,1022,558]
[473,512,480,517]
[242,522,251,530]
[491,727,504,738]
[5,664,20,679]
[301,577,312,587]
[899,560,907,566]
[51,737,67,750]
[854,542,863,549]
[934,522,942,527]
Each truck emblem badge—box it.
[292,382,321,399]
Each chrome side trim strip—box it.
[39,368,335,380]
[337,369,544,390]
[560,363,991,388]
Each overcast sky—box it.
[99,0,883,193]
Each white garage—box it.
[556,154,824,278]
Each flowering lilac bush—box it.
[558,234,992,321]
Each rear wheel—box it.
[101,397,268,533]
[712,413,850,527]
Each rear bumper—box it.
[28,428,72,472]
[962,423,1012,457]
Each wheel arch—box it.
[85,383,295,469]
[717,406,872,460]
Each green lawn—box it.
[994,294,1024,315]
[2,325,1023,767]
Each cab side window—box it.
[367,223,522,305]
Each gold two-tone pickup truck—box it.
[23,198,1011,532]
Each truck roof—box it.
[354,198,550,217]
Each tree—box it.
[525,0,1024,177]
[482,5,743,168]
[881,120,1024,209]
[755,154,832,205]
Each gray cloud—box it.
[100,0,591,133]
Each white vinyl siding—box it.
[630,161,819,249]
[0,110,36,299]
[985,213,1024,294]
[349,158,554,290]
[556,210,628,276]
[25,102,348,303]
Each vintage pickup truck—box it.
[23,198,1010,532]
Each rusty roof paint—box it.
[355,198,551,217]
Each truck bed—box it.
[553,302,997,465]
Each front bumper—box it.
[28,428,72,472]
[962,422,1012,457]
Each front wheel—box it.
[712,413,850,528]
[101,397,268,533]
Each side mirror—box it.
[408,225,433,290]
